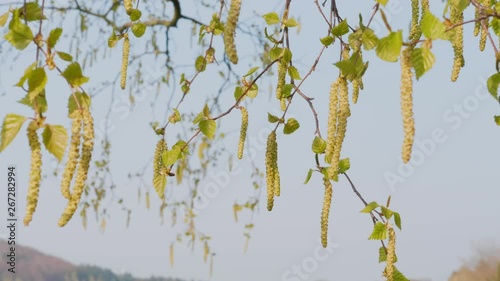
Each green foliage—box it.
[376,31,403,62]
[61,62,89,87]
[42,125,68,162]
[0,113,27,152]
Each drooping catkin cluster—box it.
[120,33,130,90]
[223,0,242,64]
[124,0,133,14]
[320,177,333,248]
[450,0,464,82]
[58,109,94,227]
[409,0,420,40]
[385,225,396,281]
[61,114,83,200]
[328,77,351,181]
[400,47,415,164]
[237,107,248,159]
[276,57,288,111]
[265,131,280,211]
[478,0,489,51]
[325,80,339,164]
[23,121,42,226]
[153,139,167,199]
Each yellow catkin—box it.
[479,19,488,51]
[237,107,248,159]
[169,243,175,267]
[120,33,130,90]
[145,191,150,209]
[153,139,167,199]
[385,226,396,281]
[324,80,340,164]
[474,7,481,37]
[450,0,464,82]
[124,0,133,14]
[328,77,349,181]
[61,114,83,200]
[321,177,333,248]
[265,131,277,211]
[203,241,209,263]
[409,0,419,40]
[400,48,415,164]
[58,109,94,227]
[272,135,280,197]
[276,58,287,111]
[23,121,42,226]
[223,0,242,64]
[352,78,363,104]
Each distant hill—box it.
[0,240,187,281]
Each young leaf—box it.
[320,35,334,46]
[153,173,167,199]
[283,118,300,134]
[243,66,259,77]
[162,147,181,166]
[360,201,379,213]
[19,90,48,113]
[368,222,388,240]
[195,56,207,72]
[42,125,68,162]
[283,18,299,28]
[312,136,326,154]
[47,28,63,48]
[132,22,146,37]
[15,62,37,87]
[56,51,73,62]
[0,114,27,152]
[331,19,349,37]
[338,158,350,173]
[361,28,378,50]
[393,212,402,230]
[262,12,280,25]
[376,0,388,6]
[378,247,398,263]
[381,206,394,220]
[304,169,314,184]
[0,12,9,27]
[411,47,435,79]
[421,12,447,40]
[4,17,33,50]
[68,92,91,118]
[61,62,89,87]
[18,2,46,21]
[28,68,47,101]
[487,73,500,101]
[199,119,216,139]
[129,9,142,21]
[268,113,279,123]
[375,31,403,62]
[108,32,119,48]
[288,66,301,80]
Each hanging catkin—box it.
[325,80,339,164]
[120,33,130,90]
[320,177,333,248]
[400,48,415,164]
[409,0,420,40]
[61,114,83,200]
[385,225,396,281]
[237,107,248,159]
[450,0,464,82]
[479,0,489,52]
[223,0,242,64]
[265,131,278,211]
[23,121,42,226]
[58,109,94,227]
[153,139,167,199]
[328,77,349,181]
[276,57,288,111]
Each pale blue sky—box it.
[1,1,500,281]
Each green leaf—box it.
[304,169,314,184]
[162,147,181,166]
[361,28,378,50]
[381,206,394,220]
[282,48,293,63]
[378,247,398,263]
[15,62,37,87]
[420,12,446,40]
[283,118,300,134]
[411,47,435,79]
[368,222,388,240]
[129,9,142,21]
[280,84,293,98]
[42,125,68,162]
[376,0,388,6]
[262,12,280,25]
[487,73,500,101]
[108,32,119,48]
[243,66,259,77]
[131,22,146,37]
[312,136,326,154]
[288,66,301,80]
[331,19,349,37]
[61,62,89,87]
[320,35,334,46]
[202,104,211,118]
[283,18,299,28]
[18,89,48,113]
[338,158,350,173]
[169,109,181,123]
[56,51,73,62]
[0,12,9,27]
[393,212,402,230]
[18,2,46,21]
[0,114,27,152]
[234,86,243,101]
[334,53,366,78]
[153,173,167,200]
[28,68,47,101]
[360,201,379,213]
[195,55,207,72]
[4,17,33,50]
[269,47,283,61]
[392,266,410,281]
[47,28,62,48]
[491,18,500,36]
[199,119,216,139]
[245,83,259,98]
[375,31,403,62]
[68,92,91,118]
[268,113,280,123]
